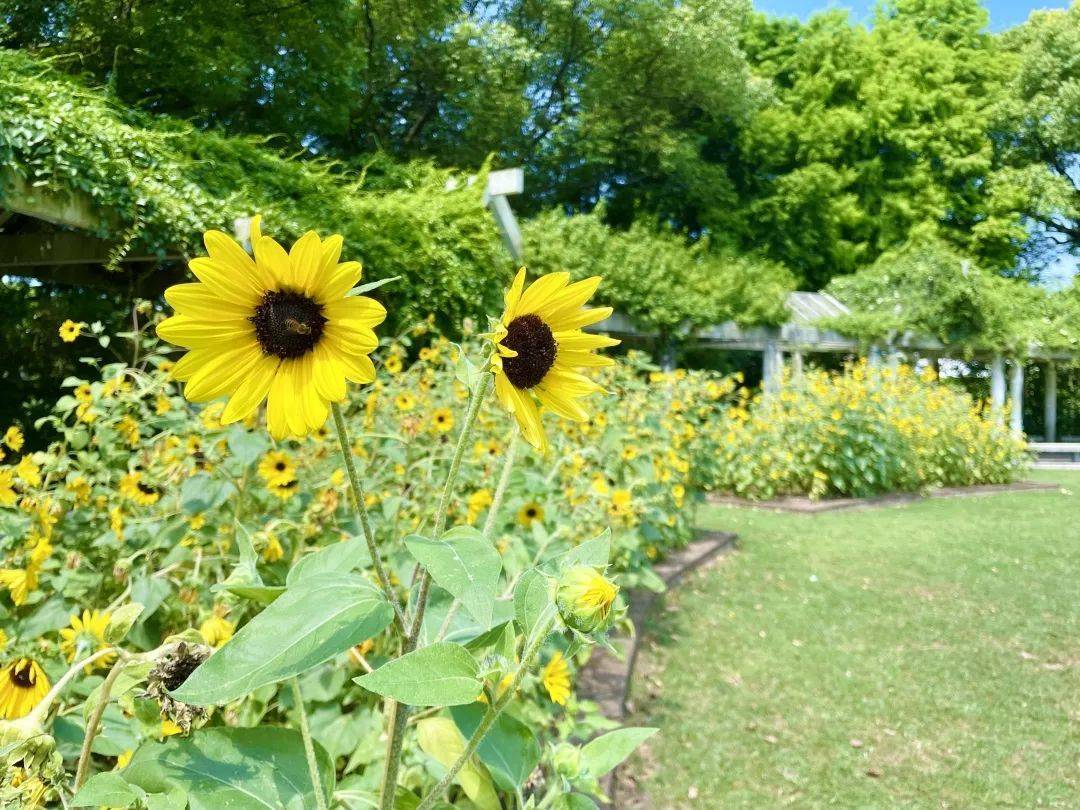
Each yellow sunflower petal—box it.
[312,344,347,402]
[516,272,570,317]
[253,235,293,288]
[204,230,274,293]
[318,234,344,276]
[221,354,281,424]
[337,353,377,384]
[324,297,387,329]
[323,324,379,356]
[547,305,614,332]
[183,345,262,402]
[266,369,292,440]
[316,261,363,304]
[552,331,621,351]
[156,315,254,349]
[503,268,527,319]
[187,258,261,307]
[290,231,323,295]
[164,283,252,318]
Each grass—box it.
[631,470,1079,808]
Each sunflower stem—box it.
[416,611,557,810]
[378,370,492,810]
[74,654,126,790]
[330,401,407,633]
[290,676,328,810]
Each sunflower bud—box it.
[551,743,582,780]
[104,602,144,644]
[555,566,620,635]
[144,642,212,733]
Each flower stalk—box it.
[378,370,493,810]
[331,401,407,633]
[416,610,558,810]
[290,676,328,810]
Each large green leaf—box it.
[355,642,480,706]
[287,537,371,585]
[541,529,611,574]
[172,573,392,706]
[405,526,502,625]
[123,727,333,810]
[514,568,553,639]
[450,703,540,791]
[580,727,657,777]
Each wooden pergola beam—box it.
[0,232,181,268]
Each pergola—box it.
[597,291,1073,441]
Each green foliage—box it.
[522,208,793,336]
[826,231,1080,352]
[0,49,510,335]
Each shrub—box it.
[706,361,1031,500]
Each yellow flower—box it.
[117,415,141,447]
[155,394,172,415]
[621,445,639,462]
[0,561,41,606]
[156,216,386,440]
[200,614,235,647]
[431,408,455,433]
[15,456,40,488]
[466,489,493,524]
[3,426,24,451]
[517,502,544,527]
[66,475,91,504]
[609,489,633,515]
[384,354,403,375]
[395,393,416,412]
[119,472,161,506]
[58,319,81,342]
[258,451,296,487]
[541,651,572,706]
[60,609,115,670]
[0,468,16,507]
[0,659,50,719]
[490,269,618,450]
[268,478,299,501]
[73,383,92,403]
[262,534,285,563]
[160,719,184,737]
[116,749,133,769]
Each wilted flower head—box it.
[145,642,213,733]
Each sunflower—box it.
[58,319,82,343]
[15,456,40,488]
[74,383,94,403]
[431,408,455,433]
[0,468,16,507]
[0,541,49,607]
[119,472,161,506]
[490,269,619,450]
[257,451,296,487]
[199,613,235,648]
[3,426,24,451]
[0,658,50,719]
[517,502,544,527]
[541,651,572,706]
[60,609,115,671]
[156,217,386,440]
[268,478,299,501]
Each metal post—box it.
[1009,358,1024,434]
[1044,361,1057,442]
[989,354,1006,425]
[763,340,781,394]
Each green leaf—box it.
[172,573,393,706]
[226,426,269,466]
[287,537,371,585]
[355,642,480,707]
[71,772,146,807]
[405,527,502,625]
[123,727,333,810]
[450,703,540,791]
[514,569,552,639]
[416,717,500,810]
[542,529,611,573]
[580,727,657,777]
[552,794,599,810]
[180,473,235,515]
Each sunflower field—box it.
[0,222,740,809]
[707,361,1031,501]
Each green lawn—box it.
[631,471,1079,808]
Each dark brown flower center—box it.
[11,662,35,688]
[251,290,327,359]
[501,314,557,389]
[136,482,159,496]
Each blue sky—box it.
[757,0,1069,30]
